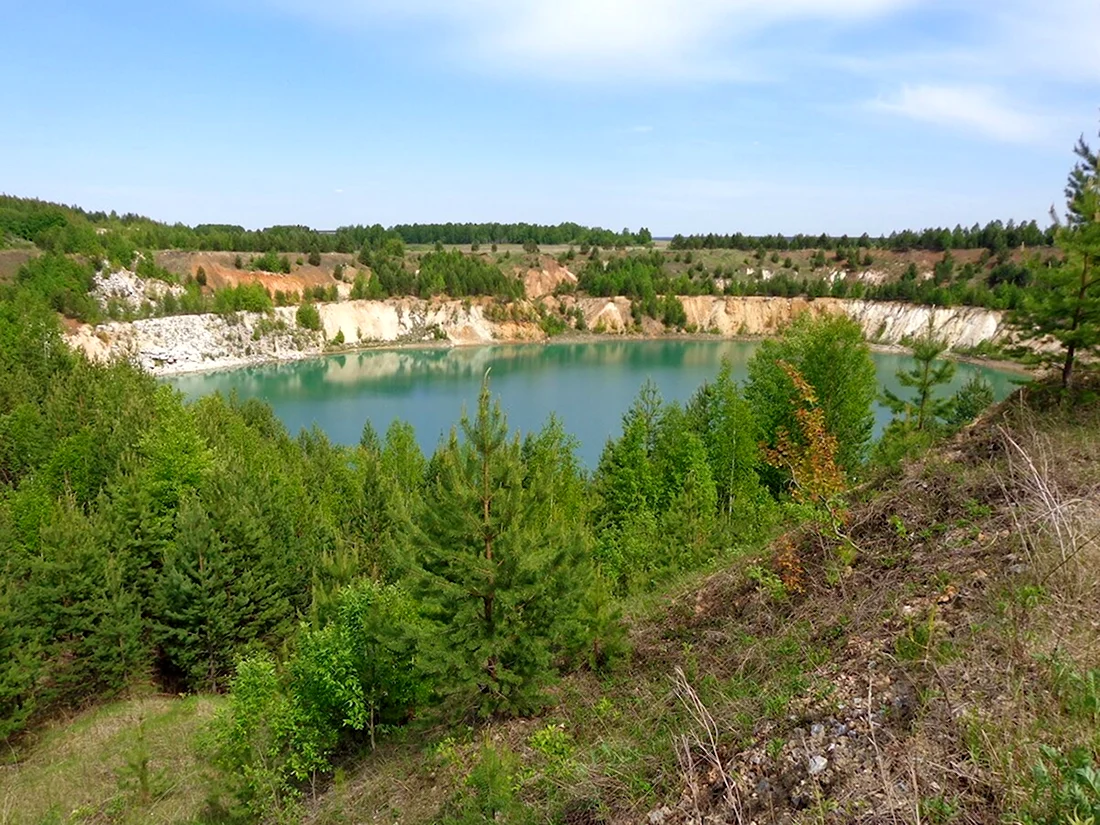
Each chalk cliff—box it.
[65,295,1010,376]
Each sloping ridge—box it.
[638,386,1100,824]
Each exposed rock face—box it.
[521,262,578,299]
[575,296,633,333]
[68,308,321,374]
[841,299,1005,350]
[680,296,837,335]
[65,295,1011,377]
[681,296,1007,348]
[91,269,183,311]
[66,298,546,375]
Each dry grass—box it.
[0,695,220,825]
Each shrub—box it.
[195,266,207,287]
[307,249,321,267]
[746,313,877,476]
[209,581,429,818]
[296,302,321,331]
[212,283,273,314]
[252,251,291,274]
[14,253,99,322]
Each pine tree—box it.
[154,496,234,690]
[1012,127,1100,388]
[882,318,956,431]
[415,377,589,717]
[684,360,763,519]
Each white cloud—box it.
[260,0,915,81]
[869,84,1056,144]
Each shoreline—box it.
[153,329,1033,380]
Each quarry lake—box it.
[166,340,1021,467]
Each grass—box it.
[0,695,221,825]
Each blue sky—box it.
[1,0,1097,235]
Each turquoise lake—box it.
[166,340,1022,467]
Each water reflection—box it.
[167,340,1021,467]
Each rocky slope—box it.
[65,294,1010,376]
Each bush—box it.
[209,581,429,819]
[212,283,273,314]
[14,253,98,322]
[195,266,207,287]
[252,251,291,274]
[296,302,321,331]
[746,313,877,476]
[307,249,321,267]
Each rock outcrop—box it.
[66,298,549,375]
[91,269,183,311]
[65,294,1011,377]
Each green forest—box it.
[0,193,1051,260]
[1,129,1099,825]
[0,254,1002,817]
[0,185,1077,321]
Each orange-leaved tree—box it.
[761,361,846,509]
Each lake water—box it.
[166,340,1022,467]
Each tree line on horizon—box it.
[668,219,1054,254]
[1,192,1055,261]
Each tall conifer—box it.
[415,377,589,717]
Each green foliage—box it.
[13,252,99,321]
[746,313,877,477]
[415,249,523,299]
[1011,130,1100,388]
[296,301,322,331]
[439,740,529,825]
[251,251,292,274]
[212,282,273,314]
[414,378,596,717]
[134,253,177,284]
[593,380,751,595]
[883,319,957,431]
[207,654,306,819]
[1029,747,1100,825]
[660,293,687,328]
[946,373,995,427]
[210,579,428,818]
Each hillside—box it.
[3,382,1097,824]
[299,383,1100,825]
